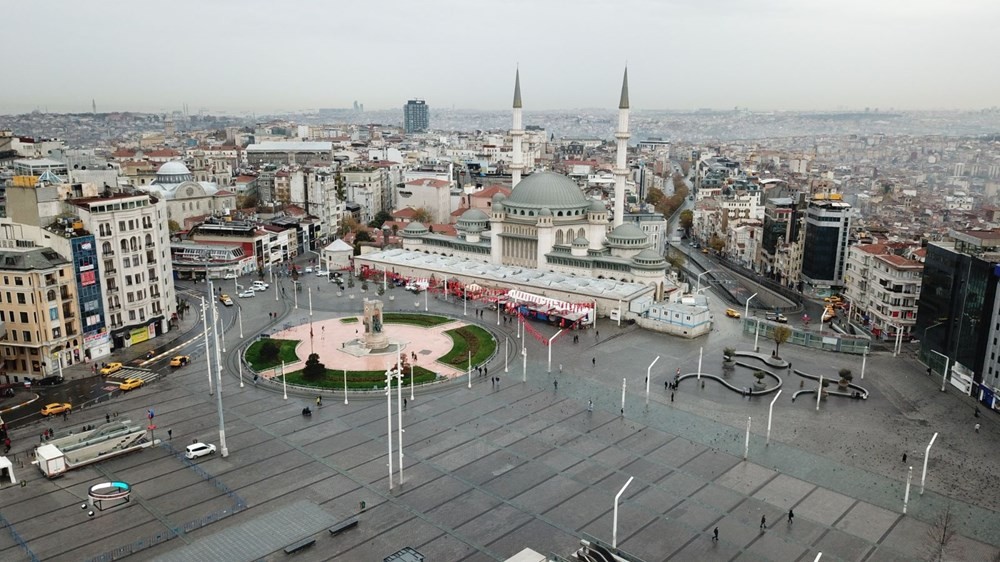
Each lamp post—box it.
[409,363,414,401]
[211,297,229,457]
[238,307,244,339]
[617,298,622,327]
[645,356,660,404]
[424,285,428,311]
[745,292,758,320]
[200,298,214,395]
[238,347,244,388]
[621,378,626,414]
[308,287,313,316]
[695,269,716,293]
[547,329,564,373]
[385,368,393,491]
[612,476,634,549]
[754,318,760,352]
[343,369,348,405]
[504,336,510,373]
[743,416,751,460]
[467,351,472,389]
[697,346,703,380]
[766,390,781,446]
[281,361,287,400]
[463,287,467,316]
[930,349,949,392]
[275,277,279,301]
[920,432,938,495]
[861,347,868,379]
[396,371,404,486]
[497,298,501,326]
[522,347,527,383]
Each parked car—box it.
[100,362,124,376]
[169,355,190,367]
[252,281,269,291]
[119,378,144,391]
[185,442,217,459]
[315,269,329,277]
[304,267,314,274]
[765,312,788,323]
[224,272,238,279]
[36,376,64,386]
[725,308,741,319]
[41,403,72,416]
[238,289,255,298]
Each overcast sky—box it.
[4,0,997,114]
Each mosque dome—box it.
[503,172,588,214]
[605,223,649,248]
[589,199,607,213]
[401,222,429,236]
[457,208,489,233]
[539,207,552,217]
[154,160,194,184]
[631,248,667,269]
[491,192,507,205]
[572,236,589,247]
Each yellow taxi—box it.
[41,402,73,416]
[119,378,144,391]
[823,295,843,304]
[725,308,741,319]
[99,362,123,376]
[169,355,190,367]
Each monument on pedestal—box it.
[362,298,390,351]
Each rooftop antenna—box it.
[92,99,96,114]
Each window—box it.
[14,277,23,286]
[119,221,126,231]
[22,331,31,343]
[19,312,28,323]
[16,294,25,305]
[49,308,58,321]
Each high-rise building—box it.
[404,99,429,134]
[915,230,1000,398]
[799,193,851,290]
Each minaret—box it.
[510,68,525,188]
[612,67,630,228]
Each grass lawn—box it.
[440,325,496,367]
[245,338,300,370]
[339,317,359,323]
[285,365,439,390]
[383,313,450,327]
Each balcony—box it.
[109,303,122,311]
[107,286,119,294]
[62,309,75,319]
[102,249,115,256]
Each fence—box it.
[742,317,870,355]
[0,511,39,562]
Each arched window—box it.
[103,242,112,254]
[555,231,564,245]
[47,290,56,302]
[145,234,153,246]
[557,211,563,217]
[120,240,128,252]
[130,237,138,252]
[578,228,585,240]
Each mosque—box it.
[143,161,235,226]
[398,69,670,300]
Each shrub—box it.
[259,339,280,362]
[753,370,766,381]
[838,368,853,383]
[723,347,735,360]
[303,353,326,380]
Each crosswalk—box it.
[103,367,159,391]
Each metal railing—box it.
[0,511,40,562]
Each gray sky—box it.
[4,0,997,114]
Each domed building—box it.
[142,161,236,227]
[398,70,669,299]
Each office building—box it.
[799,193,851,291]
[404,99,429,134]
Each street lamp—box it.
[745,292,758,320]
[385,368,394,490]
[695,269,716,293]
[547,329,564,373]
[929,349,949,392]
[612,476,634,549]
[645,356,660,404]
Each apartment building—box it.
[800,193,852,291]
[71,193,177,350]
[0,244,82,380]
[843,244,923,341]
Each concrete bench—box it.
[328,517,359,536]
[283,537,316,554]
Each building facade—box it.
[843,244,923,342]
[404,99,429,134]
[800,194,852,291]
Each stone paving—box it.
[1,282,998,562]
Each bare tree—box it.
[772,325,792,358]
[924,503,957,562]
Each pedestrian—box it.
[712,527,718,541]
[403,398,407,409]
[671,392,674,402]
[553,380,558,391]
[902,452,907,463]
[620,408,624,416]
[760,515,766,530]
[592,357,596,366]
[596,330,600,339]
[63,411,68,421]
[665,380,669,391]
[3,437,10,454]
[788,509,794,524]
[168,428,173,440]
[106,413,110,424]
[484,367,488,377]
[559,364,563,374]
[975,423,981,433]
[588,399,593,412]
[316,396,322,407]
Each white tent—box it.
[0,456,16,484]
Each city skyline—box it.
[2,0,998,115]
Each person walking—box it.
[788,509,794,524]
[902,452,907,463]
[553,380,558,391]
[592,357,596,367]
[712,527,718,541]
[671,391,675,402]
[760,515,767,530]
[316,396,322,407]
[168,428,173,440]
[403,398,408,410]
[588,399,593,412]
[975,423,981,433]
[106,413,111,424]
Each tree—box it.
[338,216,359,237]
[303,353,326,381]
[369,210,393,229]
[334,169,346,204]
[665,250,685,271]
[679,209,694,232]
[772,325,792,358]
[838,368,853,385]
[355,230,373,243]
[259,339,280,362]
[411,207,433,224]
[924,504,956,562]
[168,219,181,233]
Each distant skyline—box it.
[3,0,998,115]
